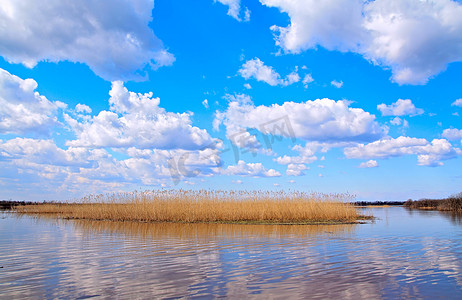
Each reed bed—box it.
[16,190,366,224]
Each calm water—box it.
[1,207,462,299]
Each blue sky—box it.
[1,0,462,201]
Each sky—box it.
[0,0,462,201]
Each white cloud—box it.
[202,99,209,109]
[215,0,251,22]
[285,70,301,86]
[0,0,174,81]
[262,0,364,52]
[359,160,378,168]
[442,128,462,142]
[75,104,92,114]
[261,0,462,85]
[345,136,461,167]
[275,142,355,174]
[275,143,319,165]
[214,94,385,147]
[377,99,424,116]
[124,147,222,183]
[0,138,124,197]
[222,160,281,177]
[244,83,252,89]
[402,119,409,128]
[390,117,409,130]
[390,117,402,126]
[331,80,343,88]
[452,99,462,107]
[239,58,279,86]
[302,74,314,88]
[0,138,223,197]
[0,68,65,135]
[286,163,309,176]
[0,138,94,167]
[363,0,462,85]
[65,81,216,150]
[1,76,228,196]
[238,58,300,87]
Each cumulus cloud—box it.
[303,74,314,88]
[214,94,385,148]
[0,0,174,81]
[238,58,300,86]
[0,138,95,167]
[202,99,209,109]
[0,68,65,135]
[215,0,251,21]
[0,138,124,197]
[452,99,462,107]
[390,117,409,130]
[275,141,355,176]
[75,104,92,114]
[65,81,216,150]
[125,147,222,184]
[359,160,378,168]
[345,136,461,167]
[0,138,223,197]
[377,99,424,116]
[275,143,319,165]
[390,117,402,126]
[222,160,281,177]
[262,0,364,52]
[286,163,309,176]
[261,0,462,84]
[0,75,208,197]
[442,128,462,142]
[331,80,343,88]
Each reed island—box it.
[13,190,370,225]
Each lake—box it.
[1,207,461,299]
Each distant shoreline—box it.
[0,200,49,210]
[404,195,462,212]
[353,201,405,207]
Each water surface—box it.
[1,207,461,299]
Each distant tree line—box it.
[404,192,462,212]
[0,200,49,210]
[353,201,405,206]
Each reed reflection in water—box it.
[1,207,462,299]
[73,219,355,239]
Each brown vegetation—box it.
[15,190,367,224]
[404,192,462,212]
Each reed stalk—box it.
[16,190,366,224]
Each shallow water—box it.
[1,207,462,299]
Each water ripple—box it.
[1,208,462,299]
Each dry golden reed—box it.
[16,189,363,224]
